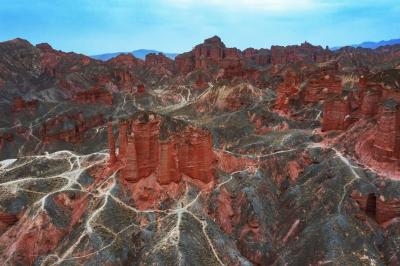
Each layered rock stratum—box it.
[0,36,400,265]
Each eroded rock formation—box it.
[72,88,113,105]
[373,99,400,162]
[271,42,332,65]
[303,65,342,103]
[322,94,351,131]
[41,113,105,144]
[275,70,302,113]
[108,114,215,186]
[11,96,38,113]
[145,53,175,73]
[352,183,400,229]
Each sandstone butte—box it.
[106,113,216,209]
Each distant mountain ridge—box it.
[91,49,178,61]
[332,38,400,50]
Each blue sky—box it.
[0,0,399,55]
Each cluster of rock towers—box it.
[107,114,215,185]
[321,76,400,164]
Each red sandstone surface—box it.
[72,88,113,105]
[41,113,105,144]
[105,114,216,210]
[11,96,39,113]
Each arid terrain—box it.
[0,36,400,265]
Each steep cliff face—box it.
[40,113,105,144]
[321,68,400,178]
[108,114,215,190]
[352,179,400,229]
[302,66,342,103]
[321,95,351,131]
[359,78,384,116]
[72,88,113,105]
[274,70,302,113]
[271,42,332,65]
[175,36,269,80]
[373,99,400,162]
[107,120,116,164]
[145,52,175,72]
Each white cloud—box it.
[162,0,333,12]
[161,0,399,13]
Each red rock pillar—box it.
[186,132,200,180]
[360,89,382,117]
[322,97,351,131]
[118,121,128,161]
[373,99,400,162]
[149,120,160,174]
[180,129,214,183]
[197,132,214,183]
[157,140,180,185]
[122,133,139,182]
[107,120,117,164]
[134,122,152,178]
[178,138,189,174]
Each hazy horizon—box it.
[1,0,399,55]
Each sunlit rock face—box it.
[302,64,343,103]
[373,99,400,162]
[40,113,105,144]
[2,36,400,265]
[72,88,113,105]
[271,42,332,65]
[274,70,301,114]
[321,94,351,131]
[109,113,215,187]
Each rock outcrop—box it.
[145,53,175,73]
[271,42,332,65]
[274,70,302,113]
[72,88,113,105]
[322,94,351,131]
[108,114,215,185]
[358,77,384,116]
[41,113,105,144]
[107,120,116,164]
[175,36,269,78]
[352,187,400,229]
[373,99,400,162]
[11,96,39,113]
[302,64,342,103]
